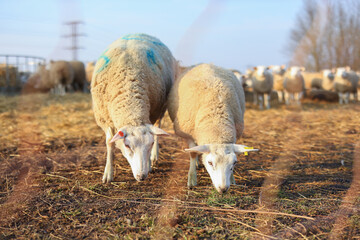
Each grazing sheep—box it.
[86,61,95,83]
[48,60,74,95]
[334,67,359,104]
[269,65,286,102]
[251,66,273,109]
[91,33,177,183]
[24,63,51,93]
[168,63,258,193]
[283,66,305,105]
[69,61,86,92]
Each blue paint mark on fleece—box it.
[146,49,157,66]
[121,34,165,47]
[96,49,111,73]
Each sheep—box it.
[86,61,95,84]
[334,67,359,104]
[302,69,334,91]
[251,66,273,110]
[168,63,258,193]
[269,65,286,103]
[25,64,51,92]
[283,66,305,105]
[69,61,86,92]
[230,69,248,88]
[91,33,177,183]
[48,60,74,95]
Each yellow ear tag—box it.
[244,147,254,156]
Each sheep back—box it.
[168,63,245,145]
[91,33,177,130]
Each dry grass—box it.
[0,93,359,239]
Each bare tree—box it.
[286,0,360,71]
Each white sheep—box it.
[48,60,75,95]
[283,66,305,105]
[251,66,273,110]
[269,65,286,103]
[168,63,258,193]
[303,69,335,91]
[91,33,177,183]
[334,67,359,104]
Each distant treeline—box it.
[287,0,360,71]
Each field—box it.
[0,93,359,239]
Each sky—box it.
[0,0,304,72]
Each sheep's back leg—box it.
[103,127,115,183]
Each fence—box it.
[0,55,46,94]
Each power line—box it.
[62,21,86,61]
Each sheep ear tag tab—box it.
[244,147,253,156]
[110,130,126,143]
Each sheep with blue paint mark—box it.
[91,33,178,183]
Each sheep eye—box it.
[208,161,213,166]
[125,144,131,150]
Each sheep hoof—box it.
[187,173,197,188]
[102,172,113,184]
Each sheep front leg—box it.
[277,91,284,103]
[284,91,290,105]
[103,127,115,183]
[188,151,198,188]
[345,92,350,104]
[338,93,343,104]
[258,94,264,110]
[150,120,161,169]
[264,93,271,109]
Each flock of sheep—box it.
[26,33,359,194]
[235,64,359,109]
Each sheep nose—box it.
[136,174,147,181]
[218,186,229,194]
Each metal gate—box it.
[0,55,46,94]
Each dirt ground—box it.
[0,93,359,239]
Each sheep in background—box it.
[334,67,359,104]
[168,63,258,193]
[48,60,74,95]
[230,69,248,88]
[91,33,177,183]
[86,61,95,84]
[269,65,286,103]
[251,66,273,110]
[69,61,86,92]
[303,69,335,91]
[283,66,305,105]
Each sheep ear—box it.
[233,144,259,154]
[185,145,210,154]
[110,130,126,143]
[253,66,257,70]
[148,125,169,136]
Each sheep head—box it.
[185,144,258,193]
[110,124,169,181]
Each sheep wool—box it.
[91,33,177,130]
[168,63,245,147]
